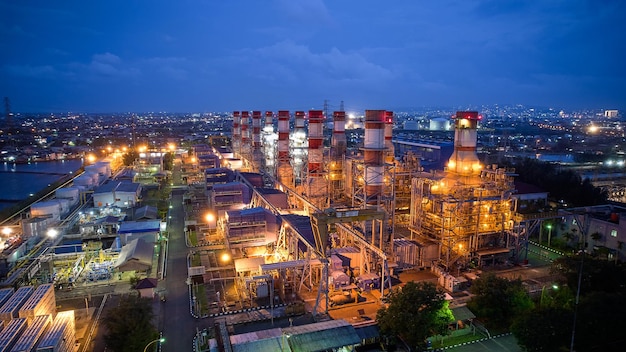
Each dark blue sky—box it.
[1,0,624,113]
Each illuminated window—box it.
[611,229,618,237]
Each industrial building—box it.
[185,108,525,328]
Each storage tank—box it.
[55,187,80,205]
[94,161,112,177]
[0,318,27,352]
[85,171,101,184]
[36,311,75,352]
[30,202,61,222]
[10,314,51,352]
[73,175,94,188]
[21,218,49,239]
[0,286,33,325]
[54,199,71,217]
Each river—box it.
[0,159,84,210]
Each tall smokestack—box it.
[240,111,250,160]
[330,111,346,181]
[264,111,274,132]
[252,111,262,149]
[232,111,241,156]
[447,111,482,175]
[308,110,324,175]
[277,110,293,187]
[384,111,394,164]
[363,110,385,202]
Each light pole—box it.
[546,224,553,247]
[540,284,558,307]
[143,337,165,352]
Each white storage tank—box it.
[85,171,101,184]
[54,199,71,217]
[21,217,50,239]
[73,174,94,188]
[55,187,80,205]
[30,201,62,222]
[95,161,112,178]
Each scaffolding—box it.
[410,165,516,269]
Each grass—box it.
[188,230,198,246]
[191,252,201,267]
[431,330,490,349]
[193,284,209,315]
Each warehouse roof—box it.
[118,220,161,234]
[94,181,141,194]
[114,238,153,272]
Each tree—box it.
[103,295,158,352]
[376,281,452,351]
[511,306,573,352]
[467,273,533,329]
[122,150,139,166]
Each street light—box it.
[546,224,553,247]
[143,337,165,352]
[541,283,559,307]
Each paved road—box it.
[160,165,203,351]
[444,334,521,352]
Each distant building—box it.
[559,204,626,262]
[604,109,618,118]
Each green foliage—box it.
[103,295,158,352]
[162,152,174,171]
[552,256,626,296]
[467,273,533,329]
[122,151,139,166]
[574,291,626,350]
[511,306,573,352]
[501,158,608,207]
[376,281,451,351]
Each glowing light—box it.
[220,252,231,263]
[206,213,215,223]
[1,227,11,236]
[47,229,58,238]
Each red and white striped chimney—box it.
[384,110,394,164]
[330,111,346,180]
[264,111,273,131]
[252,111,262,149]
[363,110,385,200]
[448,111,482,175]
[308,110,324,175]
[232,111,241,155]
[241,111,250,153]
[277,110,290,162]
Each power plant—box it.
[196,108,522,315]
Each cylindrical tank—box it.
[73,175,94,188]
[30,201,61,221]
[55,187,80,204]
[21,217,49,239]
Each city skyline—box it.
[1,0,625,113]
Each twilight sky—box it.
[1,0,625,113]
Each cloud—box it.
[239,40,395,83]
